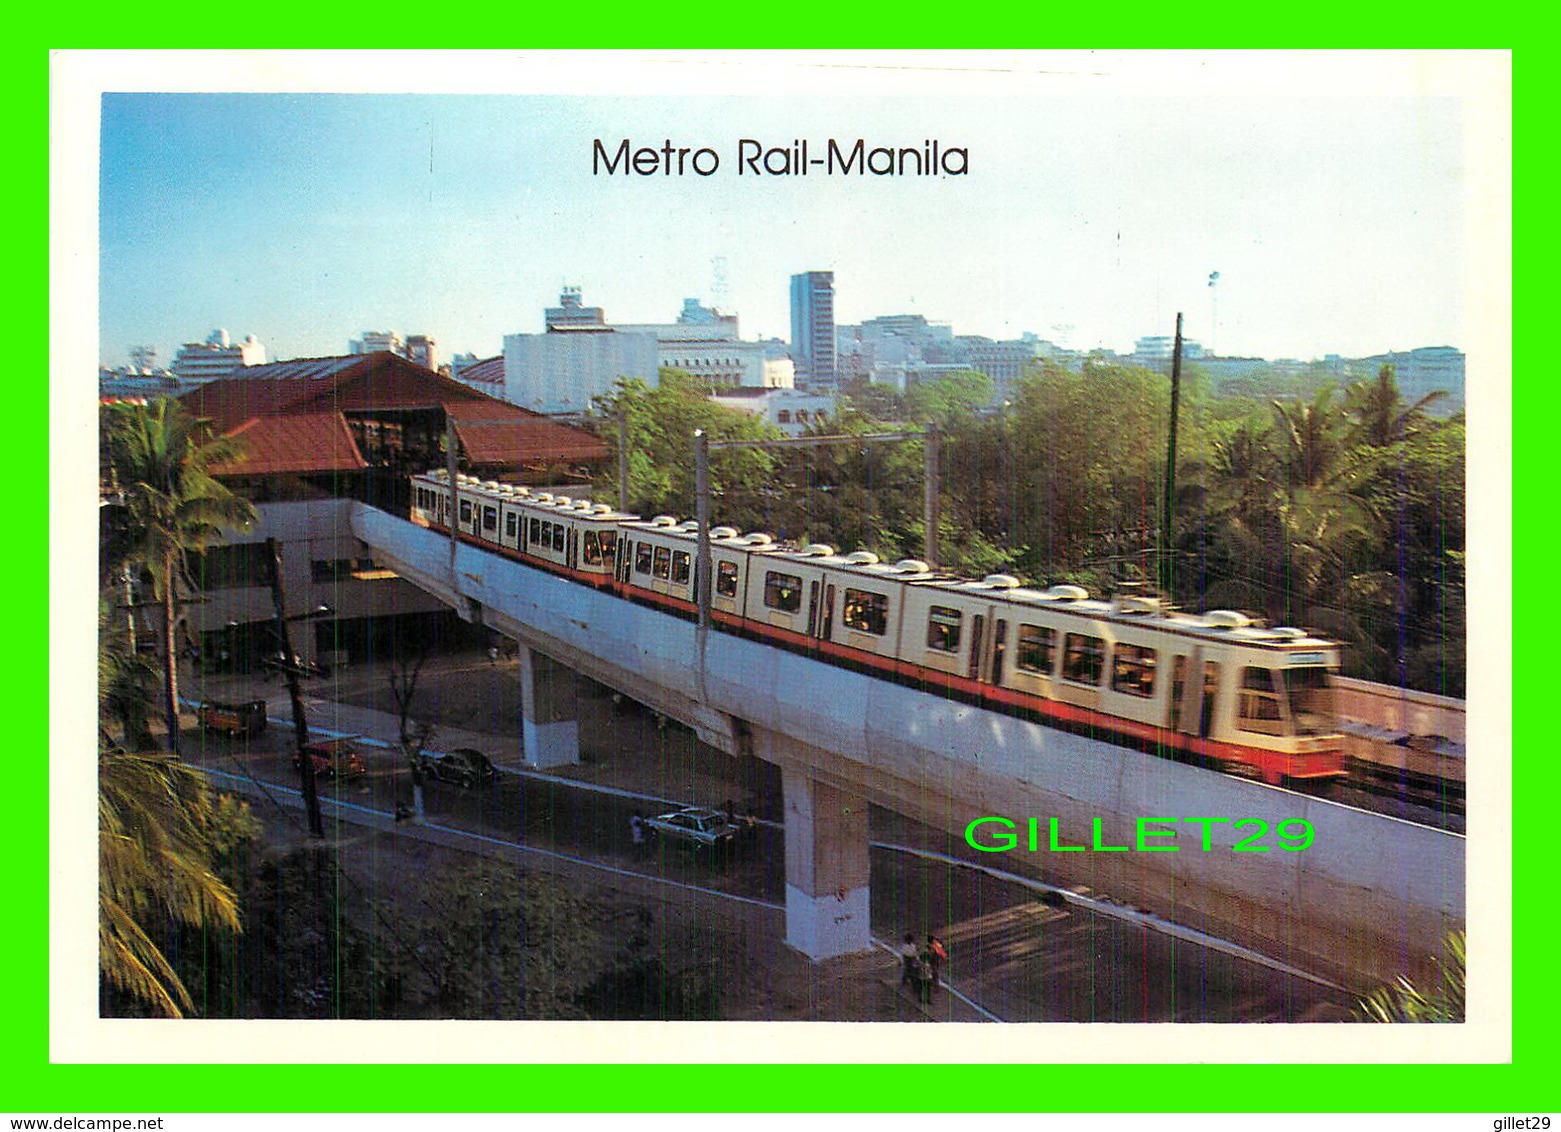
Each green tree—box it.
[99,752,256,1017]
[1344,363,1447,449]
[100,399,256,753]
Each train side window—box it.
[583,531,602,566]
[716,561,739,598]
[653,546,671,579]
[459,500,473,524]
[636,542,653,575]
[553,523,566,552]
[529,517,541,546]
[599,531,617,565]
[842,588,889,636]
[764,571,802,613]
[1062,633,1105,685]
[505,513,518,540]
[926,605,962,652]
[1111,643,1157,697]
[482,505,497,532]
[1238,666,1285,733]
[539,521,552,551]
[1017,624,1057,674]
[671,550,691,585]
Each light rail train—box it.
[410,469,1344,786]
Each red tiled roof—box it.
[179,352,606,476]
[210,412,367,476]
[446,403,609,466]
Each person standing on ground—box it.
[926,934,948,990]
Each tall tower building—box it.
[790,271,837,388]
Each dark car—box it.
[418,747,498,788]
[293,737,367,780]
[642,806,741,850]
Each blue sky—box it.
[94,54,1490,370]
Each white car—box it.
[643,807,741,850]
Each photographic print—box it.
[56,50,1510,1074]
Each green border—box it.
[30,30,1535,1115]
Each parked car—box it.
[293,737,367,780]
[418,747,498,788]
[642,807,742,851]
[197,699,268,739]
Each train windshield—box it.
[1283,667,1336,736]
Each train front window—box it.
[926,605,962,652]
[1283,667,1336,736]
[1238,666,1285,734]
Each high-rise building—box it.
[790,271,837,388]
[405,334,438,371]
[170,329,266,384]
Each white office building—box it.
[170,329,266,384]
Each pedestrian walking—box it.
[629,811,647,858]
[900,932,921,990]
[926,934,948,990]
[487,645,500,666]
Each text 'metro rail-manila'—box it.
[592,138,970,177]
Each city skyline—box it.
[89,53,1501,372]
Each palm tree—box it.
[101,399,255,754]
[1345,364,1447,449]
[99,751,247,1017]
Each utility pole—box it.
[1160,313,1184,597]
[266,537,325,839]
[923,424,940,569]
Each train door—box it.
[990,617,1008,684]
[967,614,986,681]
[1201,660,1221,738]
[567,528,578,570]
[807,580,821,638]
[1170,650,1201,734]
[821,584,836,640]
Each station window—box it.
[1016,624,1057,675]
[717,560,739,598]
[926,605,963,653]
[636,542,653,575]
[1061,633,1105,685]
[671,550,691,585]
[842,588,889,636]
[1238,667,1285,734]
[764,571,803,613]
[583,531,602,566]
[1111,643,1157,697]
[653,546,671,580]
[778,410,791,424]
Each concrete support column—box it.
[781,764,873,960]
[517,644,579,768]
